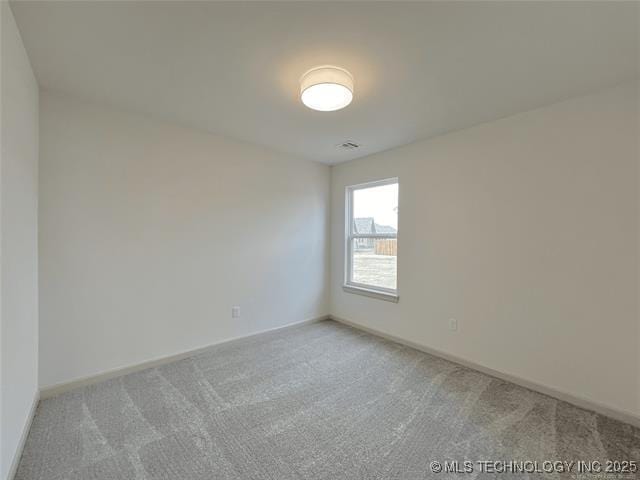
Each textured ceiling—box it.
[10,1,639,164]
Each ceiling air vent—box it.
[337,141,360,150]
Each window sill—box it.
[342,284,399,303]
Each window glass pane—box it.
[352,183,398,236]
[351,238,397,290]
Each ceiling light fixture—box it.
[300,65,353,112]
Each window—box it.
[344,178,398,302]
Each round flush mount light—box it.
[300,65,353,112]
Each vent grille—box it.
[337,141,360,150]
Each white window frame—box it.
[343,177,399,303]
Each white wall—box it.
[637,80,640,417]
[330,83,639,418]
[39,92,330,388]
[0,2,39,478]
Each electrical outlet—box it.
[448,318,458,332]
[232,306,241,318]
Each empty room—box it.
[1,1,639,479]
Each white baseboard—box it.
[40,315,329,400]
[330,315,640,429]
[36,312,640,427]
[7,390,39,480]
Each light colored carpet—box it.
[15,320,639,479]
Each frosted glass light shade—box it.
[300,66,353,111]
